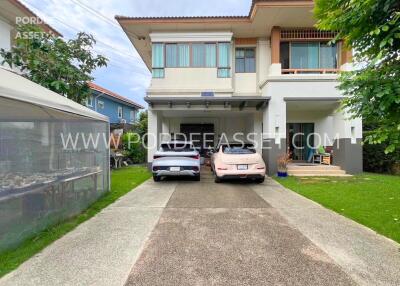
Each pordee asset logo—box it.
[60,132,344,151]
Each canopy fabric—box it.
[0,68,109,122]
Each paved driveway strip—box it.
[0,180,177,286]
[125,177,355,286]
[251,178,400,286]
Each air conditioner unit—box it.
[119,119,127,124]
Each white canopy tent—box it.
[0,68,110,252]
[0,68,108,122]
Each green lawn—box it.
[0,166,151,278]
[276,173,400,243]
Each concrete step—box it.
[288,165,342,171]
[287,173,352,177]
[288,169,346,175]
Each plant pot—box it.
[277,171,288,177]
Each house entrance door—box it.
[287,123,315,161]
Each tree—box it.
[0,24,107,104]
[315,0,400,153]
[133,111,148,141]
[122,111,148,163]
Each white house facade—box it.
[117,0,363,175]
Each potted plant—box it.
[277,153,290,177]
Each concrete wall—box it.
[150,68,232,92]
[0,18,11,52]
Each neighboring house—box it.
[87,82,144,129]
[0,0,62,66]
[116,0,363,175]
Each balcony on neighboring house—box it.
[270,27,352,75]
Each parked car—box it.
[152,141,201,182]
[211,143,266,183]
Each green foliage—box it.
[276,173,400,243]
[122,132,146,163]
[0,24,108,104]
[315,0,400,153]
[363,124,400,173]
[121,111,148,163]
[0,167,151,278]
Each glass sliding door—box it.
[287,123,315,161]
[290,43,319,69]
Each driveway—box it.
[125,172,355,286]
[2,170,400,286]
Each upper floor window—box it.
[217,43,231,78]
[280,42,338,71]
[117,106,123,119]
[235,48,256,73]
[152,42,231,78]
[152,43,165,78]
[130,110,135,123]
[86,95,93,107]
[97,100,104,109]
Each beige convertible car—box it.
[210,143,266,183]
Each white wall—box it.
[234,73,257,94]
[0,18,12,60]
[261,77,363,142]
[149,68,232,92]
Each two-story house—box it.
[87,82,144,130]
[0,0,62,67]
[116,0,363,175]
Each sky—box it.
[21,0,253,109]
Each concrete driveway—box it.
[125,172,355,286]
[2,170,400,286]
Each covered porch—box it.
[284,97,361,176]
[146,96,269,163]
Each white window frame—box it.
[130,110,135,123]
[97,100,104,109]
[117,106,123,119]
[86,95,93,107]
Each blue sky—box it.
[22,0,253,108]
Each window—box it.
[165,43,191,68]
[192,43,205,67]
[291,42,319,69]
[280,42,338,70]
[166,44,178,67]
[152,43,164,78]
[235,48,256,73]
[117,106,123,119]
[130,110,135,122]
[152,42,230,74]
[191,43,217,67]
[86,95,93,107]
[178,44,190,67]
[217,43,231,78]
[97,100,104,109]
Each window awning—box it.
[144,96,270,110]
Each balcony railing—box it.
[281,68,339,74]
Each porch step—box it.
[287,164,350,177]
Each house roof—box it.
[88,82,144,109]
[115,0,313,22]
[115,0,315,69]
[0,0,62,37]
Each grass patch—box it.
[0,166,151,278]
[276,173,400,243]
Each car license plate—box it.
[170,167,180,172]
[237,164,248,170]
